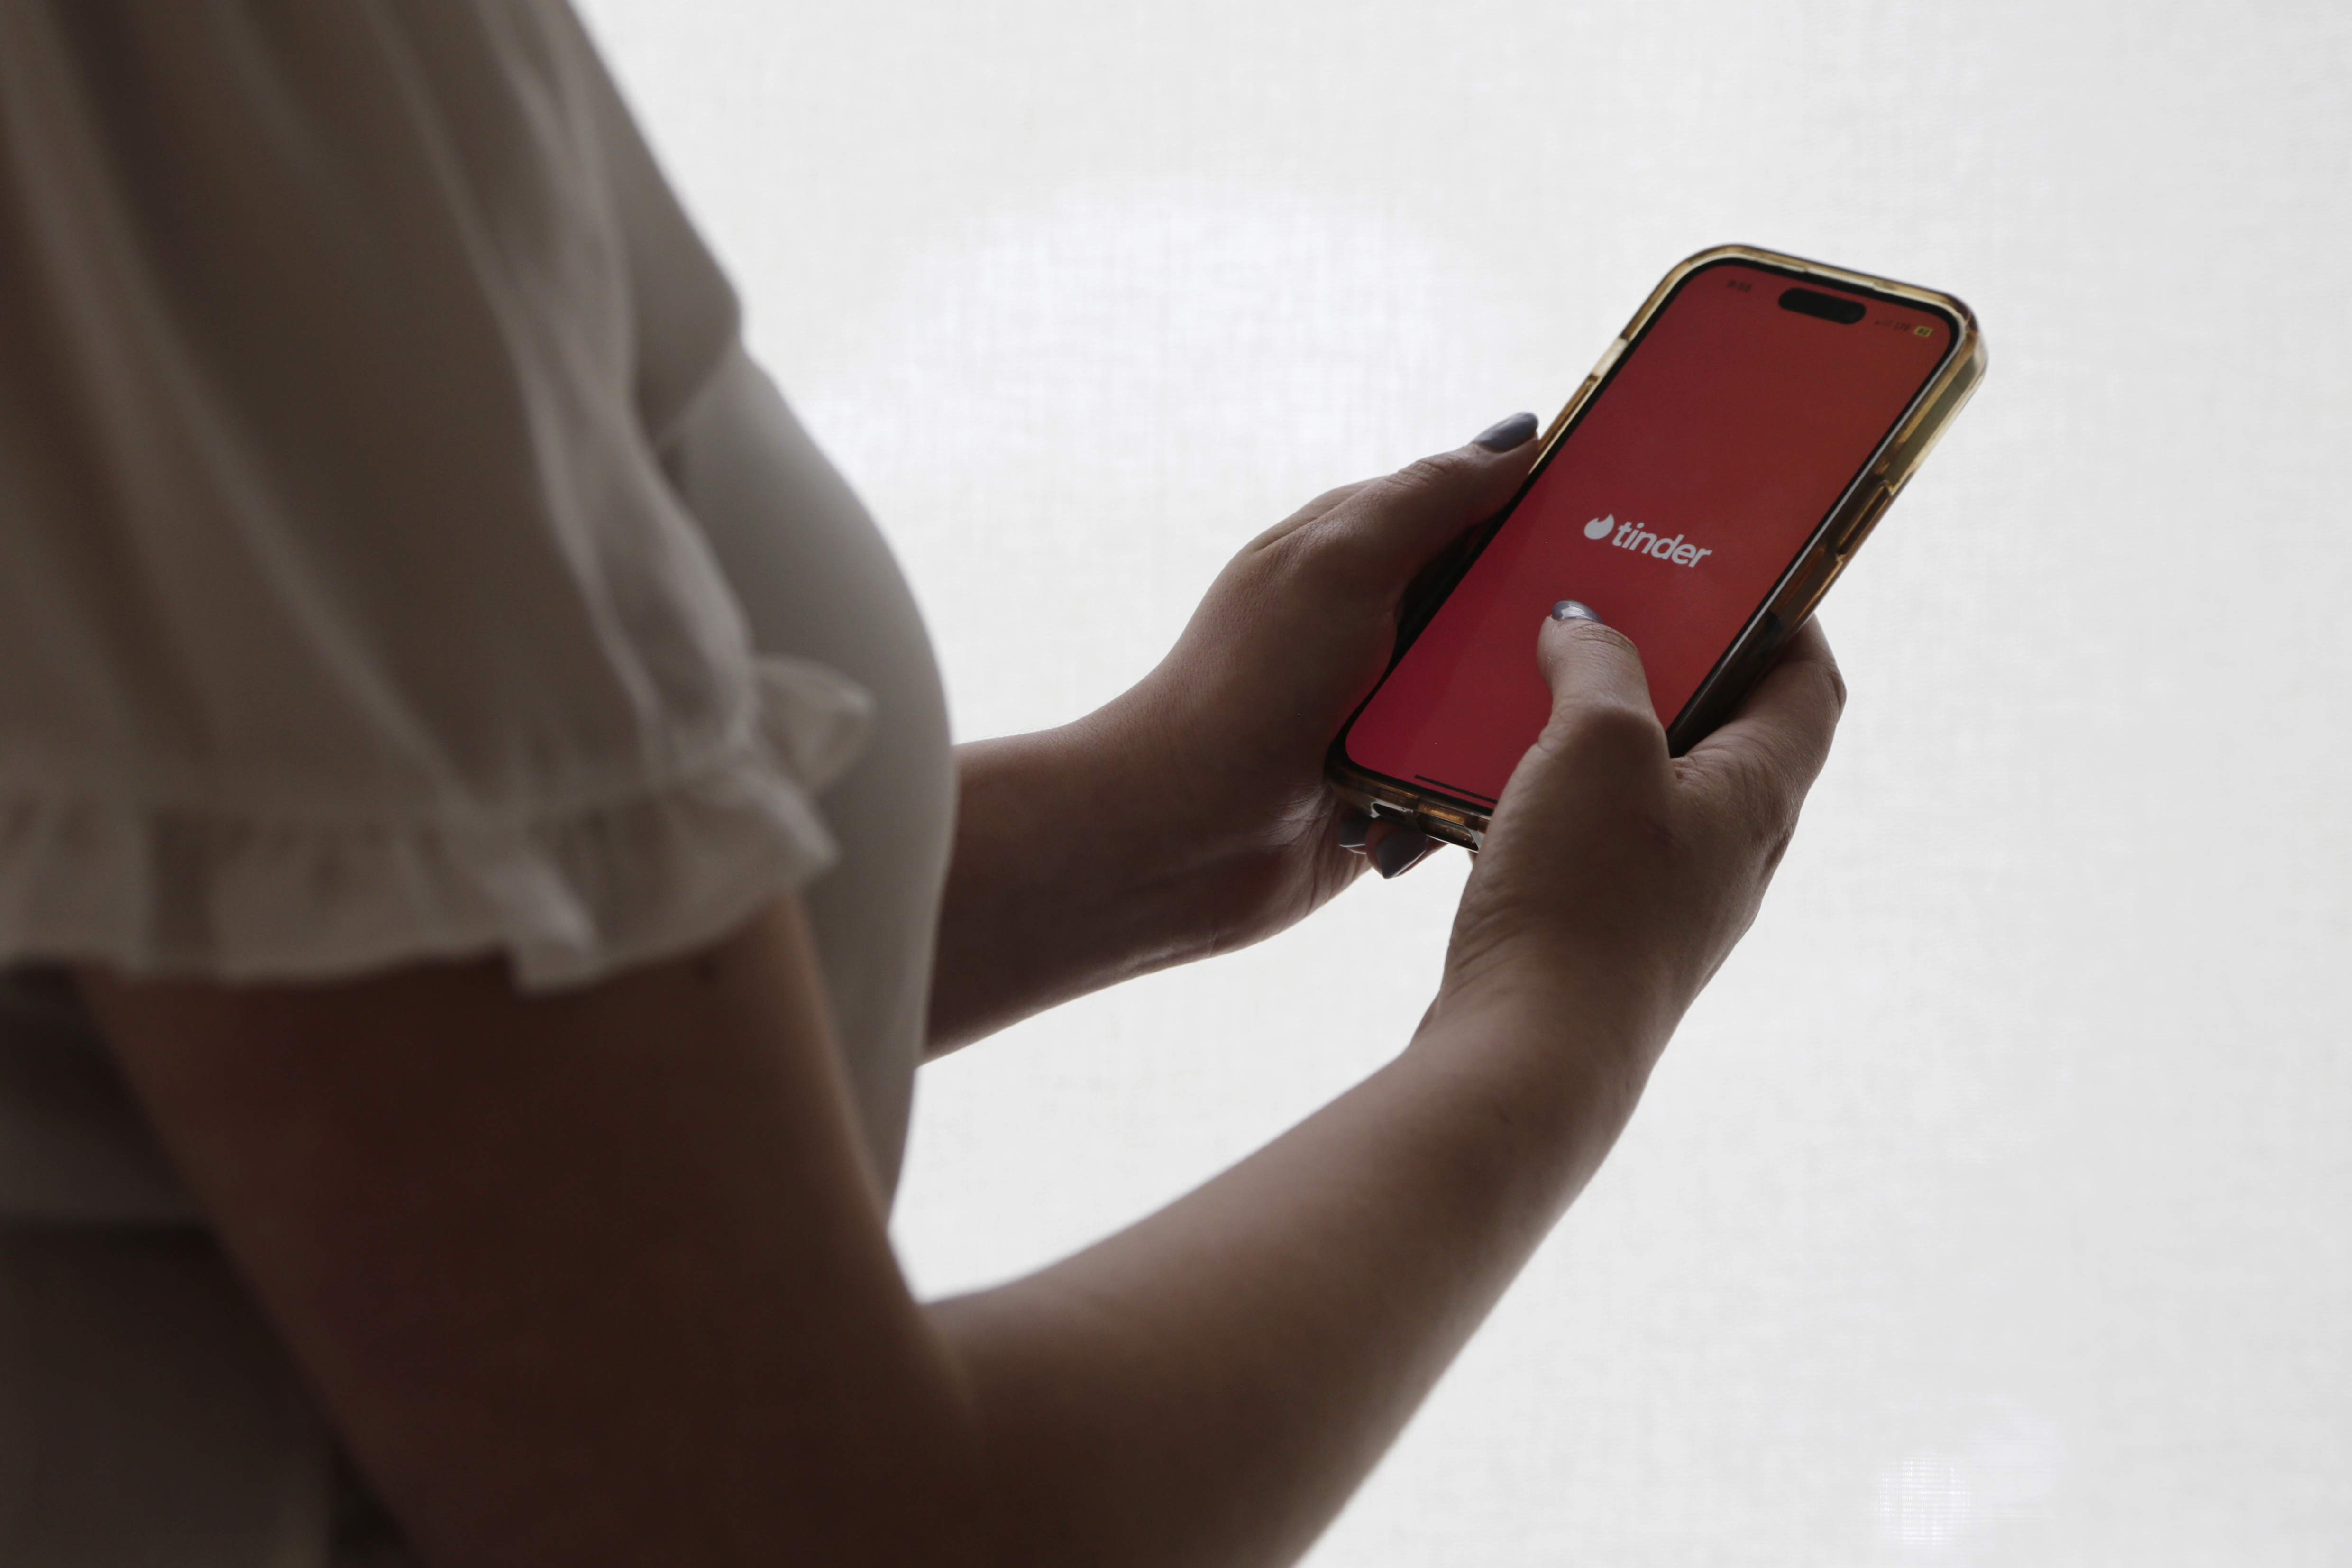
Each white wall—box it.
[574,2,2352,1561]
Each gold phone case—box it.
[1326,244,1987,851]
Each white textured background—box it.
[577,3,2350,1561]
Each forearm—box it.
[91,892,1677,1568]
[939,977,1665,1568]
[928,711,1268,1053]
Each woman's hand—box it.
[1426,606,1848,1090]
[930,415,1544,1050]
[1098,413,1548,902]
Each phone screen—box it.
[1342,260,1957,807]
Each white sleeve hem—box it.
[0,655,873,994]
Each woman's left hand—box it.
[930,414,1543,1050]
[1112,411,1545,904]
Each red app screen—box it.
[1344,262,1953,806]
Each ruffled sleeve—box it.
[0,654,869,992]
[0,0,868,991]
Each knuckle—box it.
[1751,807,1799,877]
[1816,656,1849,716]
[1726,770,1801,873]
[1270,482,1373,550]
[1308,480,1373,513]
[1696,728,1805,840]
[1770,650,1846,727]
[1248,480,1376,556]
[1381,451,1473,500]
[1263,521,1368,602]
[1548,620,1641,665]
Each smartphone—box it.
[1327,244,1986,850]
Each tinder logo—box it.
[1581,514,1712,568]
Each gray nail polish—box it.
[1336,811,1370,850]
[1550,599,1602,624]
[1473,412,1538,452]
[1374,829,1433,879]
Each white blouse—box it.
[0,1,954,1559]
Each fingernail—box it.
[1472,412,1538,451]
[1336,810,1371,850]
[1550,599,1603,624]
[1373,828,1433,879]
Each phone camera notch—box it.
[1778,287,1867,324]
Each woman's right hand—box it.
[1429,609,1848,1078]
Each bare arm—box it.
[83,600,1842,1568]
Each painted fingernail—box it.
[1336,810,1371,850]
[1472,412,1538,451]
[1373,828,1434,879]
[1550,599,1603,624]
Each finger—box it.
[1336,809,1440,878]
[1529,602,1666,766]
[1296,413,1543,589]
[1368,822,1437,879]
[1479,603,1669,885]
[1678,617,1845,826]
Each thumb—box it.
[1473,602,1673,931]
[1529,602,1663,761]
[1302,415,1542,590]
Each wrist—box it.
[1419,941,1680,1109]
[1400,972,1672,1213]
